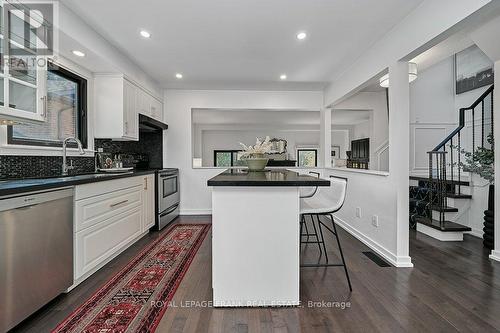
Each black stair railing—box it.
[427,85,494,228]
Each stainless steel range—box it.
[156,168,180,230]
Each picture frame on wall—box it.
[455,45,494,95]
[331,146,341,158]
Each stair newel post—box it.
[482,100,485,148]
[472,107,476,153]
[428,152,434,221]
[491,90,494,138]
[458,131,462,195]
[441,150,448,227]
[450,137,454,184]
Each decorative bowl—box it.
[245,158,269,171]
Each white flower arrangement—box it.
[239,136,272,158]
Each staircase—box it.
[410,85,494,241]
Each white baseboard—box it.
[417,223,464,241]
[180,208,212,215]
[333,215,413,268]
[490,250,500,262]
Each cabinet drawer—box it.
[75,206,142,280]
[75,176,144,200]
[75,185,142,232]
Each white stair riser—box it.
[417,223,465,241]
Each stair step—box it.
[446,193,472,199]
[409,176,470,187]
[430,205,459,212]
[416,217,471,232]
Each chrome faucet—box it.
[62,137,85,176]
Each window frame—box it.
[297,149,318,167]
[7,61,88,148]
[213,150,242,167]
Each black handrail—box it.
[432,85,494,152]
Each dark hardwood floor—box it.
[12,215,500,333]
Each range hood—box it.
[139,114,168,132]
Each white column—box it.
[388,62,413,267]
[490,60,500,262]
[320,108,332,168]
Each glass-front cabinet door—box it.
[0,2,48,123]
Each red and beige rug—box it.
[52,224,210,333]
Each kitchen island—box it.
[207,168,330,307]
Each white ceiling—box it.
[192,109,370,126]
[61,0,424,90]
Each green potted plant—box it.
[455,133,494,249]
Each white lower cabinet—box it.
[143,175,155,231]
[73,175,155,285]
[75,206,142,279]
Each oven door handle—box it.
[159,174,177,179]
[160,204,179,217]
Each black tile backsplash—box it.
[95,131,163,169]
[0,155,95,179]
[1,131,164,180]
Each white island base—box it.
[212,186,300,307]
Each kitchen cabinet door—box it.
[143,175,155,231]
[124,80,138,140]
[150,97,163,121]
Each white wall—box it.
[301,168,399,266]
[200,129,320,167]
[164,90,323,214]
[324,0,492,107]
[333,91,389,170]
[410,55,491,176]
[331,129,350,159]
[352,120,371,140]
[193,126,349,166]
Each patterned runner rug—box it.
[53,224,210,333]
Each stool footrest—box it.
[301,263,345,267]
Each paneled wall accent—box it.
[410,123,456,176]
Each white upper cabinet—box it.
[150,97,163,121]
[136,87,163,122]
[94,75,138,141]
[0,4,48,123]
[136,88,150,117]
[94,75,163,141]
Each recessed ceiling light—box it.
[140,30,151,38]
[296,32,307,40]
[280,74,287,80]
[175,73,183,79]
[72,50,85,57]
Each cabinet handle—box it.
[124,121,128,134]
[110,200,128,208]
[144,177,148,190]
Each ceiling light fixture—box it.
[175,73,183,79]
[140,30,151,38]
[280,74,287,80]
[379,62,418,88]
[296,32,307,40]
[72,50,85,57]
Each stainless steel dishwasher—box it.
[0,188,74,332]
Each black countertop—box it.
[0,170,157,197]
[207,169,330,187]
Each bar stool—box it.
[299,172,323,254]
[299,174,352,292]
